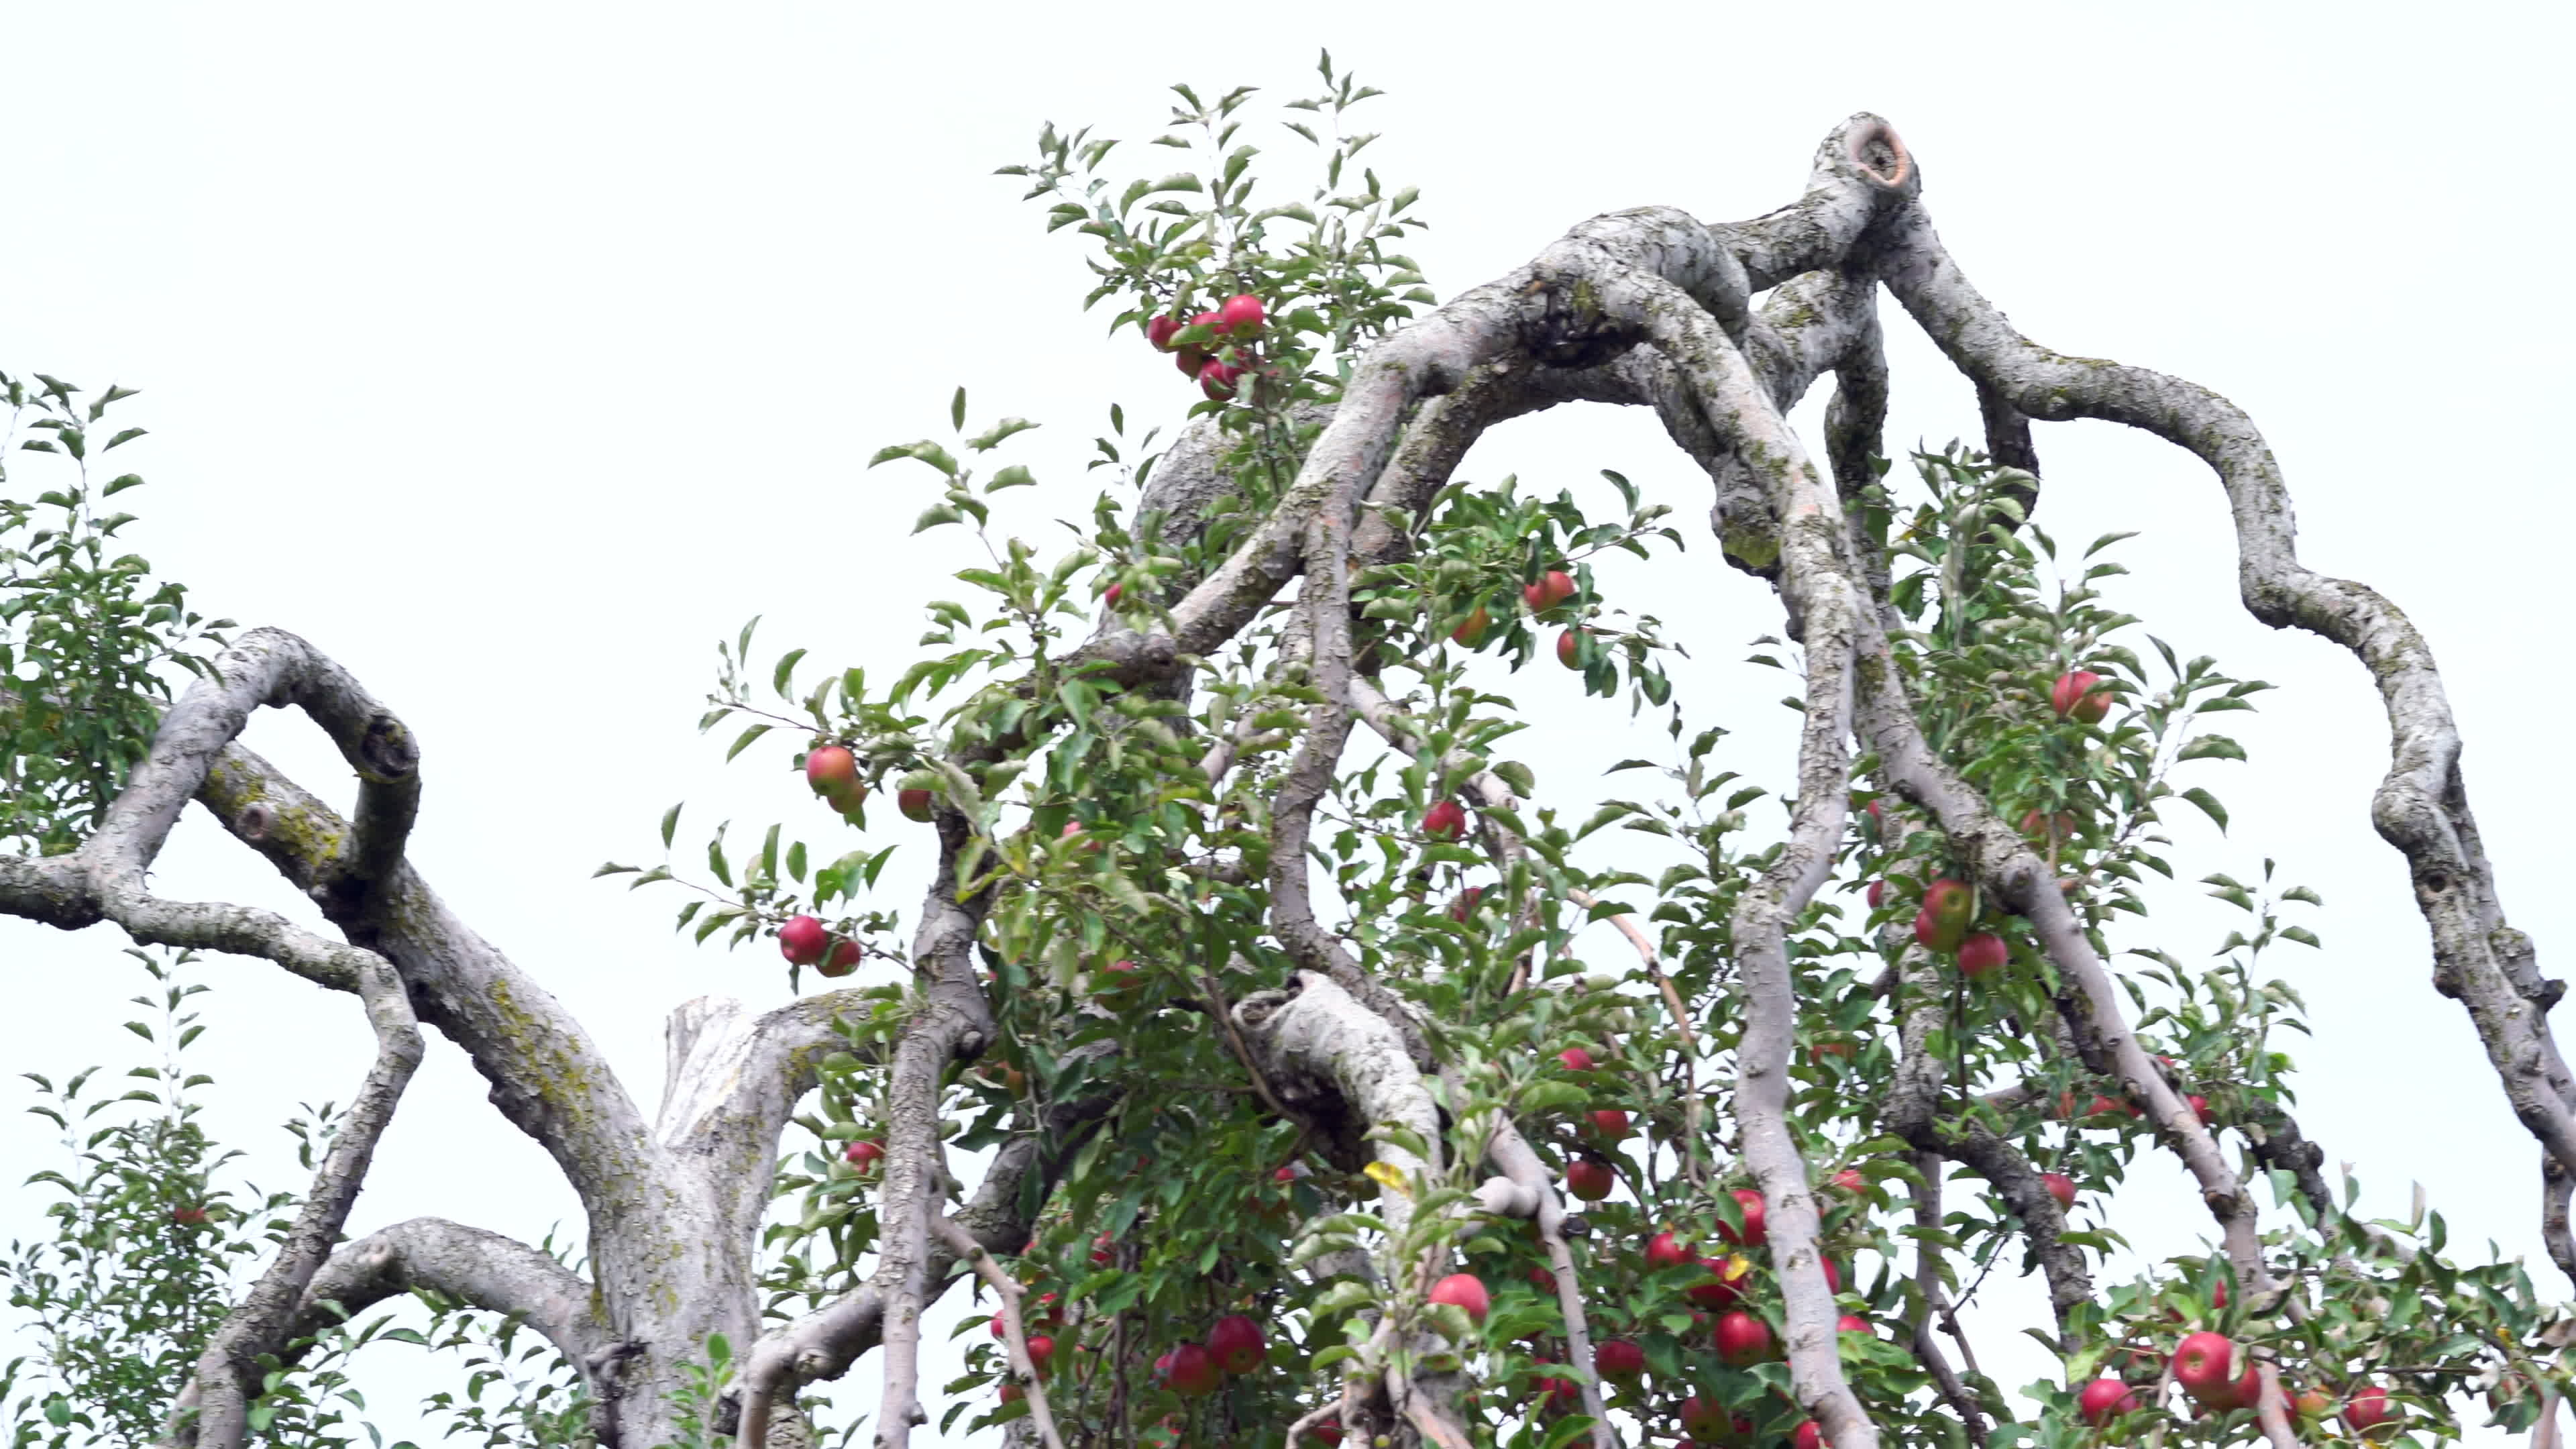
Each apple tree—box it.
[5,59,2571,1449]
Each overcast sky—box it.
[3,3,2570,1444]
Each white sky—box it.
[2,3,2570,1444]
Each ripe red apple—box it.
[1423,800,1469,840]
[1712,1309,1771,1364]
[1535,1377,1580,1414]
[2294,1386,2334,1419]
[1173,345,1210,378]
[898,787,934,822]
[1197,359,1243,400]
[2173,1331,2238,1405]
[2041,1172,2076,1210]
[1450,605,1493,647]
[170,1205,208,1226]
[1104,581,1124,608]
[2051,669,2112,724]
[1527,1265,1555,1292]
[1147,315,1183,350]
[1187,309,1225,335]
[1428,1272,1490,1324]
[2188,1094,2211,1124]
[999,1382,1023,1405]
[1026,1334,1056,1375]
[1273,1165,1299,1183]
[1821,1257,1842,1293]
[1558,1046,1595,1072]
[1217,292,1266,336]
[1716,1187,1766,1248]
[1596,1337,1646,1379]
[779,914,828,966]
[2087,1094,2139,1120]
[2343,1385,2392,1434]
[1306,1426,1344,1448]
[1645,1230,1693,1271]
[2078,1378,2140,1425]
[1089,1232,1115,1266]
[1830,1167,1866,1193]
[1835,1313,1871,1336]
[806,744,860,800]
[1809,1039,1855,1063]
[1162,1341,1220,1395]
[1208,1313,1265,1374]
[1793,1421,1823,1449]
[1448,885,1485,921]
[1093,959,1142,994]
[1523,570,1576,612]
[1686,1254,1752,1307]
[818,939,860,977]
[1566,1157,1615,1201]
[845,1138,884,1171]
[1957,932,2008,977]
[1866,879,1886,908]
[1556,627,1585,670]
[1587,1108,1633,1140]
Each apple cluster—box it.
[1146,293,1269,402]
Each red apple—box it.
[1089,1232,1115,1266]
[170,1205,208,1226]
[1217,292,1266,337]
[1173,345,1210,378]
[1556,627,1585,670]
[1450,605,1493,648]
[1535,1377,1580,1414]
[1093,959,1142,994]
[1162,1341,1220,1395]
[1793,1421,1823,1449]
[989,1312,1008,1339]
[1810,1039,1856,1063]
[1104,581,1124,608]
[1428,1272,1490,1324]
[845,1138,884,1171]
[806,745,860,800]
[898,787,934,822]
[1957,932,2007,977]
[2051,669,2111,723]
[1596,1337,1646,1379]
[2019,808,2079,845]
[2294,1387,2334,1419]
[2188,1094,2211,1124]
[999,1382,1023,1405]
[1527,1265,1556,1292]
[818,939,861,977]
[1587,1108,1633,1140]
[1026,1334,1056,1375]
[1645,1230,1693,1271]
[1208,1313,1265,1375]
[1566,1157,1615,1201]
[2173,1331,2238,1405]
[1836,1313,1871,1336]
[1423,800,1469,840]
[2343,1385,2392,1434]
[1866,879,1886,908]
[1712,1309,1771,1364]
[2041,1172,2076,1210]
[2078,1378,2140,1426]
[1716,1187,1766,1248]
[2087,1094,2139,1120]
[1448,885,1485,921]
[1187,309,1225,335]
[1523,569,1576,612]
[1197,359,1243,400]
[1830,1167,1866,1193]
[1821,1257,1842,1293]
[1146,315,1183,350]
[1306,1426,1344,1447]
[1686,1254,1752,1308]
[779,914,828,965]
[1558,1046,1595,1072]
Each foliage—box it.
[0,374,230,857]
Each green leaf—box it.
[951,387,967,432]
[2178,788,2229,832]
[966,417,1039,451]
[661,803,684,849]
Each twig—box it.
[930,1213,1067,1449]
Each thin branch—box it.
[929,1213,1067,1449]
